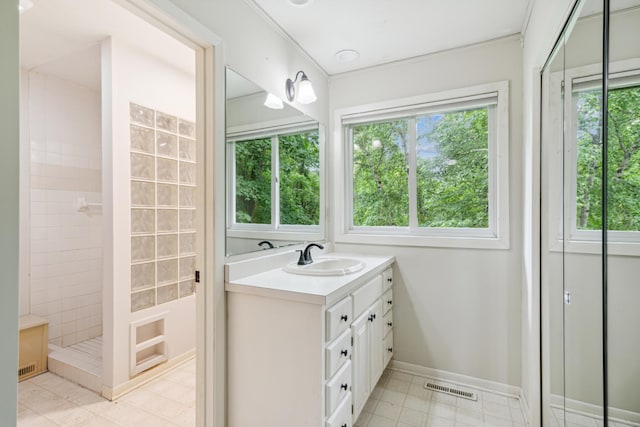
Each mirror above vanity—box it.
[225,68,325,257]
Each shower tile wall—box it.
[28,72,103,347]
[130,103,196,312]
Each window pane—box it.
[578,85,640,231]
[352,120,409,227]
[279,130,320,225]
[235,138,271,224]
[607,85,640,231]
[576,89,603,230]
[416,108,489,228]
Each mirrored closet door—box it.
[541,1,640,426]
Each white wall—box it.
[165,0,328,126]
[22,69,103,347]
[330,36,524,389]
[0,1,20,423]
[102,35,197,393]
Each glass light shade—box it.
[264,93,284,109]
[297,78,317,104]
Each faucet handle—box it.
[296,250,306,265]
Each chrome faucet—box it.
[297,243,324,265]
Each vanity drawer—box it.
[352,275,382,319]
[382,268,393,292]
[326,390,352,427]
[383,330,393,367]
[327,296,353,342]
[382,309,393,336]
[326,329,351,379]
[382,288,393,315]
[326,360,352,417]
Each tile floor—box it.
[17,360,638,427]
[17,358,195,427]
[355,369,527,427]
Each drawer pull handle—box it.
[387,347,393,353]
[387,277,392,282]
[340,314,348,322]
[341,349,348,357]
[368,314,376,322]
[341,424,347,427]
[387,300,393,305]
[341,383,348,391]
[387,322,393,327]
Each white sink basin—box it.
[283,257,365,276]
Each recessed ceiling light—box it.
[335,49,360,63]
[288,0,313,6]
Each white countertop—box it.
[225,252,395,306]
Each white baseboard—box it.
[101,349,195,401]
[550,394,640,426]
[389,360,521,398]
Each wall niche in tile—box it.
[130,103,197,311]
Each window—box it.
[571,72,640,240]
[228,127,320,232]
[545,61,640,255]
[336,82,510,249]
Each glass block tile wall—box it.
[129,103,196,312]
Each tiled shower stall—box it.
[20,31,197,397]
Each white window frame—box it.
[226,120,324,242]
[333,81,510,250]
[546,58,640,256]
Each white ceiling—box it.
[250,0,533,75]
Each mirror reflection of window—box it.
[232,129,320,227]
[225,67,323,256]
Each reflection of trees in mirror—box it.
[576,85,640,231]
[235,137,272,224]
[351,108,489,228]
[279,132,320,225]
[234,130,320,226]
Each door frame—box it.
[119,1,225,425]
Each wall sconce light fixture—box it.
[285,71,317,104]
[264,93,284,109]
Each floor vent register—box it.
[424,382,478,401]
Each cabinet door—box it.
[351,311,370,420]
[368,299,383,388]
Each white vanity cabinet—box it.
[351,269,394,420]
[225,253,394,427]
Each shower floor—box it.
[48,336,102,393]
